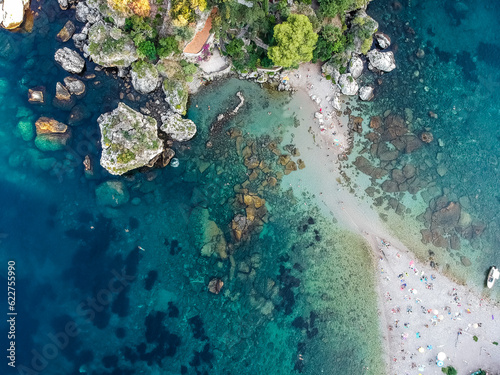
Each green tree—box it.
[267,14,318,68]
[157,36,180,58]
[313,25,346,62]
[137,40,157,60]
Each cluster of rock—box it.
[44,0,198,175]
[321,9,395,103]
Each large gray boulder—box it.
[338,73,359,96]
[367,50,396,72]
[98,103,164,175]
[86,22,138,68]
[349,55,363,79]
[131,61,160,94]
[160,111,197,142]
[54,47,85,74]
[359,85,374,101]
[163,78,188,115]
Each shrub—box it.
[157,36,180,58]
[441,366,457,375]
[137,40,157,60]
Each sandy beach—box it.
[282,66,500,374]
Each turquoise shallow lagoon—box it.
[0,12,383,372]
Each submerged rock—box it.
[98,103,163,175]
[54,47,85,74]
[96,180,130,207]
[160,111,197,142]
[34,117,70,151]
[367,50,396,72]
[86,22,138,68]
[208,278,224,294]
[163,78,188,115]
[56,20,76,43]
[338,73,359,96]
[131,61,159,94]
[189,207,227,259]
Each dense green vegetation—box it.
[441,366,457,375]
[313,25,347,62]
[268,14,317,67]
[318,0,368,18]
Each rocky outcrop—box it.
[160,111,197,141]
[349,55,363,79]
[338,73,359,96]
[131,61,159,94]
[1,0,29,30]
[75,2,101,23]
[321,60,341,83]
[54,47,85,74]
[86,22,138,68]
[56,20,76,43]
[98,103,163,175]
[359,85,374,101]
[374,32,391,49]
[208,278,224,294]
[163,78,188,115]
[367,50,396,72]
[350,9,378,55]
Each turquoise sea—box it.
[350,0,500,299]
[1,0,499,374]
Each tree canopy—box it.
[267,14,318,68]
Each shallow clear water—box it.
[0,9,383,372]
[345,0,500,298]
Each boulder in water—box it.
[64,77,86,96]
[349,55,364,79]
[54,47,85,74]
[1,0,29,30]
[367,50,396,72]
[96,180,130,207]
[374,32,391,49]
[359,85,374,101]
[56,20,76,42]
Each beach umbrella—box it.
[472,323,478,329]
[438,315,444,321]
[436,360,444,367]
[418,347,425,353]
[433,310,439,315]
[437,352,446,361]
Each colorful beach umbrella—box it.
[436,360,444,367]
